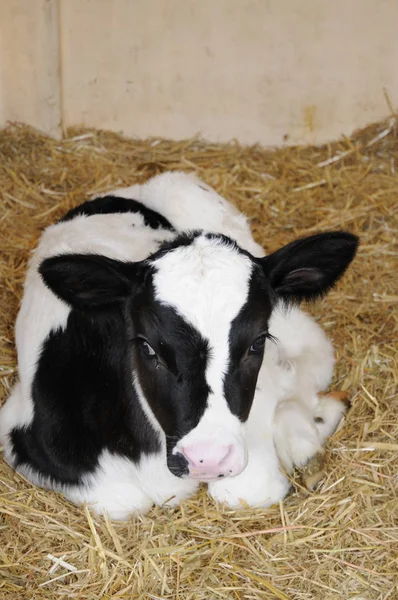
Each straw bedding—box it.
[0,118,397,599]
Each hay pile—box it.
[0,118,397,600]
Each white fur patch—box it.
[208,437,290,509]
[14,450,199,521]
[109,171,265,256]
[153,234,252,458]
[208,337,296,507]
[65,450,199,520]
[0,384,27,462]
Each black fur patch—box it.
[224,266,273,422]
[11,306,160,485]
[152,230,202,259]
[127,280,212,477]
[60,195,175,231]
[260,232,359,303]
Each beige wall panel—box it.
[0,0,396,144]
[61,0,398,145]
[0,0,61,137]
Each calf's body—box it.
[0,172,357,519]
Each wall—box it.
[0,0,397,145]
[0,0,61,137]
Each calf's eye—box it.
[139,340,157,357]
[249,334,267,354]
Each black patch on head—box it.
[205,232,240,250]
[224,265,274,422]
[11,306,160,486]
[126,279,212,477]
[60,195,175,232]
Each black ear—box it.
[39,253,143,309]
[261,232,359,303]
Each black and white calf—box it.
[0,172,358,519]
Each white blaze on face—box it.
[152,235,254,465]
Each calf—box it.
[0,172,358,519]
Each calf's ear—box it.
[39,253,144,309]
[261,231,359,303]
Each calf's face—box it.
[40,231,358,481]
[128,235,273,480]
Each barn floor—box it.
[0,119,397,600]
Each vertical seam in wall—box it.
[0,13,4,121]
[57,0,66,137]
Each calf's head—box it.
[40,231,358,481]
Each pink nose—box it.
[180,441,244,480]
